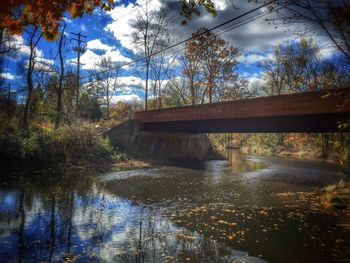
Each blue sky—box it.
[1,0,342,103]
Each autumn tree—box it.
[184,28,243,104]
[180,49,203,105]
[0,0,115,40]
[1,0,217,41]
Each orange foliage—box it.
[110,101,133,120]
[0,0,114,40]
[285,134,311,147]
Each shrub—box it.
[0,117,123,168]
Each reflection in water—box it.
[136,221,144,263]
[0,151,349,262]
[18,188,25,263]
[225,150,268,173]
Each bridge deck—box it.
[133,88,350,133]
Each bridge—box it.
[134,88,350,133]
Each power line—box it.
[112,0,153,22]
[217,6,285,37]
[80,0,278,81]
[130,6,281,63]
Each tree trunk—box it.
[21,27,41,131]
[145,59,149,111]
[48,195,56,262]
[277,133,284,146]
[55,24,66,129]
[22,88,32,130]
[18,189,25,263]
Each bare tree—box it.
[261,38,320,95]
[0,28,19,88]
[319,61,350,90]
[95,57,121,120]
[166,75,191,106]
[55,23,66,129]
[131,3,171,110]
[269,0,350,62]
[149,44,178,109]
[0,28,18,55]
[22,26,42,130]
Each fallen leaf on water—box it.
[259,210,269,216]
[217,220,237,227]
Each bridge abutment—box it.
[105,120,214,161]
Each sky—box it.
[1,0,343,103]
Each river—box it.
[0,151,349,262]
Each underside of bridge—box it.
[138,113,349,133]
[134,88,350,133]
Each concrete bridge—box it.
[134,88,350,133]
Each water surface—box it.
[0,151,349,262]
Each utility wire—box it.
[167,5,285,66]
[112,0,153,22]
[137,6,285,61]
[80,2,283,85]
[80,0,278,81]
[217,6,285,37]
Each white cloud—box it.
[80,24,87,32]
[33,57,55,71]
[63,17,72,23]
[10,35,43,57]
[88,75,145,104]
[87,39,114,52]
[118,76,144,89]
[68,47,131,70]
[238,52,274,64]
[242,72,264,94]
[319,45,338,60]
[103,0,306,63]
[110,94,141,103]
[1,72,18,80]
[106,0,163,50]
[4,35,50,68]
[213,0,235,11]
[20,56,55,72]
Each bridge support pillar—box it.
[105,120,214,161]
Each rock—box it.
[338,179,346,188]
[324,184,337,192]
[330,197,347,210]
[339,188,350,194]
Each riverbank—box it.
[210,133,350,165]
[0,119,128,170]
[240,145,341,163]
[321,178,350,213]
